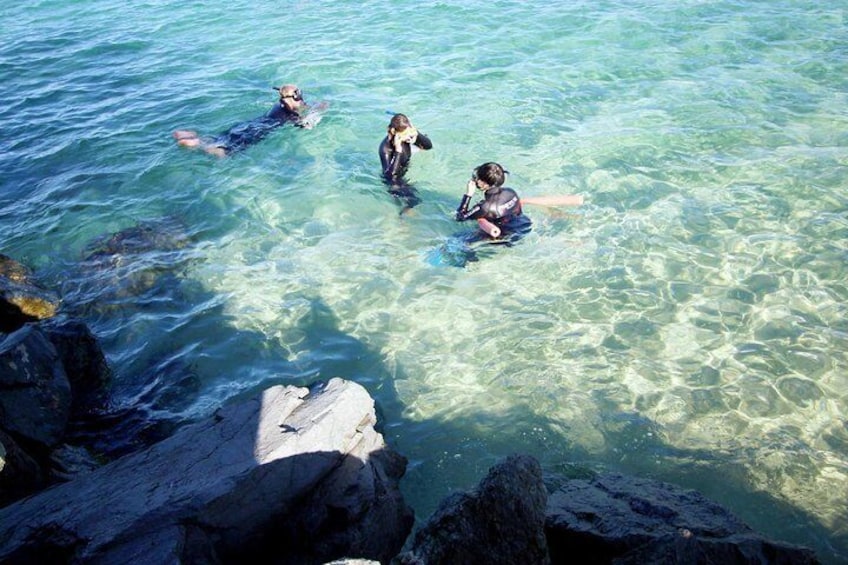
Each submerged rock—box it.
[0,378,413,564]
[83,216,192,264]
[44,216,198,322]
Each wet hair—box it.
[389,113,412,133]
[473,162,506,187]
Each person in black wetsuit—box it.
[173,84,311,157]
[378,113,432,211]
[455,162,531,243]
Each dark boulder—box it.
[396,454,550,565]
[41,316,111,415]
[545,472,820,564]
[0,428,48,506]
[0,325,71,449]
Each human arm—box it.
[380,137,407,183]
[413,131,432,150]
[455,180,483,221]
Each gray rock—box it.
[396,454,550,565]
[0,325,71,448]
[0,378,413,564]
[545,472,819,564]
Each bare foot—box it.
[205,146,227,158]
[173,130,198,140]
[173,130,202,148]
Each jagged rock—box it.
[41,316,111,414]
[0,378,413,564]
[0,325,71,448]
[0,428,48,506]
[396,454,550,565]
[545,472,819,564]
[0,255,59,334]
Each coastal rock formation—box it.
[396,454,550,565]
[0,254,59,333]
[0,255,112,505]
[545,472,820,564]
[0,325,71,449]
[394,453,819,565]
[0,378,413,564]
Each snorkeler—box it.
[173,84,316,157]
[455,162,531,242]
[378,113,433,210]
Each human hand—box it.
[465,179,477,197]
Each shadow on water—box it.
[46,211,847,563]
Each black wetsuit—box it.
[456,186,532,241]
[213,103,302,154]
[378,133,433,208]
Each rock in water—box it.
[396,454,550,565]
[545,472,820,564]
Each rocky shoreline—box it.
[0,254,821,563]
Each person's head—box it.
[472,162,506,190]
[388,113,417,140]
[276,84,305,111]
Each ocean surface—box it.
[2,0,847,560]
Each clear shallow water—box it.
[2,0,847,560]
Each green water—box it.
[1,0,847,560]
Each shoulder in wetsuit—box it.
[213,103,303,154]
[379,132,433,185]
[456,186,532,236]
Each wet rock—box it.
[0,255,59,333]
[545,472,820,564]
[79,216,194,301]
[41,316,111,415]
[0,254,31,283]
[0,428,48,506]
[0,378,413,564]
[396,454,550,565]
[0,325,71,449]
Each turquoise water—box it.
[2,0,847,560]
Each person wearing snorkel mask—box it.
[378,113,433,211]
[456,162,532,243]
[173,84,311,157]
[427,161,531,268]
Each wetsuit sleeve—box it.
[380,137,410,183]
[379,137,394,174]
[414,132,433,150]
[456,196,483,221]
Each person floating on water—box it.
[455,162,531,243]
[173,84,321,157]
[378,113,433,212]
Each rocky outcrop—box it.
[394,453,819,565]
[0,325,72,449]
[0,255,112,505]
[545,472,820,564]
[396,454,550,565]
[0,378,413,564]
[0,254,58,333]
